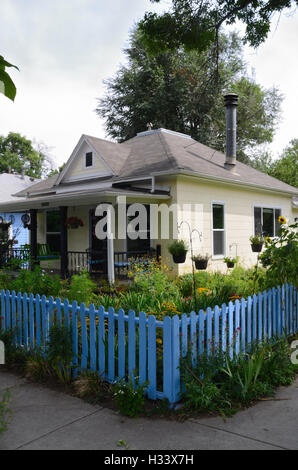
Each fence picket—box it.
[29,293,35,348]
[240,298,246,353]
[118,309,126,380]
[198,310,205,356]
[5,290,10,330]
[190,311,197,366]
[23,293,28,347]
[258,293,263,342]
[108,307,115,381]
[163,315,172,402]
[228,302,234,359]
[17,292,22,345]
[80,303,88,371]
[128,310,135,382]
[139,311,147,385]
[172,315,180,403]
[148,315,157,400]
[246,296,252,348]
[181,313,188,358]
[221,304,227,354]
[35,294,41,348]
[98,306,105,377]
[72,301,78,377]
[207,307,212,357]
[252,295,257,343]
[235,300,240,357]
[0,290,5,332]
[89,304,96,372]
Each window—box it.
[85,152,93,168]
[46,210,61,252]
[254,207,281,237]
[212,203,225,257]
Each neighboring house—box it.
[0,95,296,282]
[0,173,39,248]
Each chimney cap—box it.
[224,93,238,107]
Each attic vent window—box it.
[85,152,93,168]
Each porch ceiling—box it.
[0,188,171,212]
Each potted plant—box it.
[250,234,264,253]
[168,240,188,264]
[192,254,209,270]
[224,257,237,268]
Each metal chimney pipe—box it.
[224,93,238,169]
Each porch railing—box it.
[1,247,158,281]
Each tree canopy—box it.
[97,29,282,163]
[139,0,298,55]
[0,132,54,178]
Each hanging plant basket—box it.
[226,262,235,268]
[194,259,208,270]
[251,243,263,253]
[172,252,187,264]
[65,217,84,230]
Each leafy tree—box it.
[251,140,298,187]
[0,132,54,178]
[269,139,298,188]
[0,56,18,101]
[97,30,282,163]
[140,0,298,55]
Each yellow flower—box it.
[278,216,286,225]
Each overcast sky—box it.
[1,0,298,169]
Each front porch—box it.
[7,197,164,282]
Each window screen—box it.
[212,204,225,256]
[46,210,61,253]
[254,207,282,237]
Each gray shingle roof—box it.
[14,129,298,198]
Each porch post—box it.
[60,206,68,279]
[29,209,38,270]
[107,208,115,285]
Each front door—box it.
[89,209,108,276]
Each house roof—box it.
[13,129,298,200]
[0,173,39,202]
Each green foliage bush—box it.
[260,220,298,288]
[114,376,147,417]
[181,338,298,414]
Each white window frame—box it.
[252,203,282,238]
[211,201,226,259]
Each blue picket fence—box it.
[0,284,297,404]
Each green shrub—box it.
[114,376,147,417]
[181,337,297,414]
[10,266,62,297]
[65,271,97,305]
[259,220,298,287]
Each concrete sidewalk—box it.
[0,370,297,450]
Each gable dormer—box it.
[56,135,114,185]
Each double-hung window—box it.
[46,210,61,252]
[212,203,225,257]
[254,207,281,237]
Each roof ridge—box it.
[157,131,179,170]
